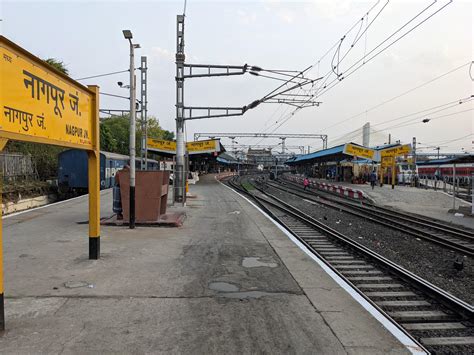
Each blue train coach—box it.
[58,149,159,193]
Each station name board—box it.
[0,36,94,150]
[147,138,220,155]
[343,143,376,160]
[380,144,411,158]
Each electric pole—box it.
[123,29,140,229]
[175,15,186,204]
[140,56,148,170]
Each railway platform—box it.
[299,177,473,229]
[0,174,414,354]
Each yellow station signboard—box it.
[0,36,101,331]
[380,144,411,158]
[187,139,220,154]
[343,143,376,160]
[147,138,177,153]
[147,138,220,155]
[0,36,95,150]
[381,156,394,168]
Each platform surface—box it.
[311,178,473,229]
[1,175,409,354]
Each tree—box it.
[44,58,69,75]
[99,115,174,155]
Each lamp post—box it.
[123,29,140,229]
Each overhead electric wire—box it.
[75,69,129,81]
[100,92,129,100]
[312,0,439,95]
[315,0,453,99]
[261,0,453,135]
[250,0,386,139]
[327,97,473,146]
[423,133,473,146]
[371,95,474,128]
[372,107,473,132]
[320,61,471,131]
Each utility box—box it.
[117,170,170,223]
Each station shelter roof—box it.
[285,142,405,166]
[217,152,239,165]
[417,154,474,166]
[285,144,347,165]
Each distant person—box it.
[369,170,377,190]
[113,164,130,220]
[303,177,310,191]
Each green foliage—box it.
[5,141,65,180]
[43,58,69,75]
[99,114,174,155]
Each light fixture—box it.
[122,30,133,39]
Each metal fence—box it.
[0,153,38,181]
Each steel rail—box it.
[226,176,474,321]
[272,179,474,256]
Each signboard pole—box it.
[0,178,4,330]
[88,86,101,259]
[0,138,5,329]
[391,159,396,189]
[0,35,100,330]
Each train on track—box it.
[58,149,159,195]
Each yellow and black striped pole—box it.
[0,185,4,331]
[0,138,7,330]
[88,86,101,259]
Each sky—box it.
[1,0,472,154]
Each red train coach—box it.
[416,155,474,187]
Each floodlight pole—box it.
[140,56,148,170]
[175,15,186,204]
[123,30,139,228]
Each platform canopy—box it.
[285,142,406,166]
[417,154,474,166]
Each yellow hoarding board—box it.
[187,139,219,154]
[147,138,220,155]
[381,156,394,168]
[147,138,176,153]
[343,143,376,160]
[380,144,411,158]
[0,36,95,150]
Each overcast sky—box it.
[1,0,472,154]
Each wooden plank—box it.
[357,283,403,289]
[403,323,466,330]
[366,291,416,297]
[347,276,392,281]
[376,300,430,307]
[336,265,374,269]
[389,311,454,321]
[342,270,383,275]
[421,337,474,346]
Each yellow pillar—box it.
[88,86,100,259]
[0,174,4,330]
[379,166,384,187]
[391,159,396,189]
[0,138,7,330]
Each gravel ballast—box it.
[264,184,474,305]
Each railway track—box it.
[225,175,474,354]
[270,177,474,257]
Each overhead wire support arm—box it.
[183,63,248,78]
[183,106,245,120]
